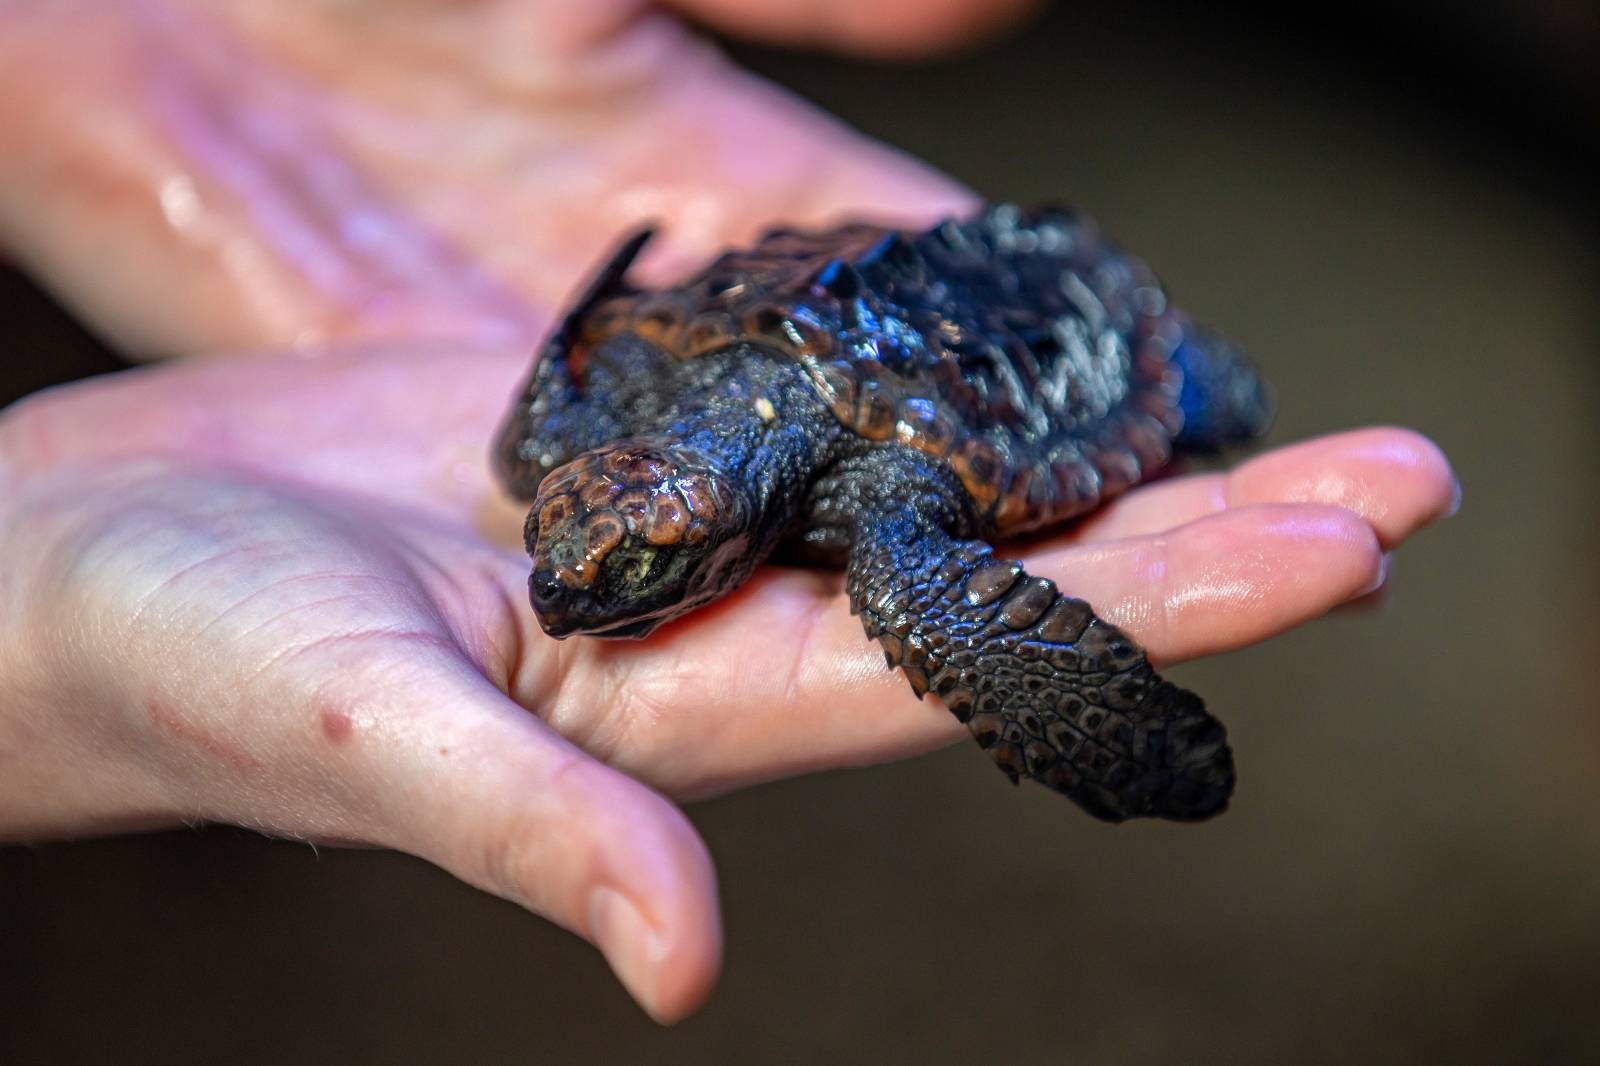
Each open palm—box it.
[1,346,1455,1020]
[0,0,1457,1026]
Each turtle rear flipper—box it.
[1171,325,1274,453]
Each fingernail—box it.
[588,887,669,1021]
[1358,553,1392,597]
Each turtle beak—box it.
[528,568,667,640]
[528,568,580,638]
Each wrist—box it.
[0,631,181,842]
[0,461,180,841]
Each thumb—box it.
[321,655,721,1024]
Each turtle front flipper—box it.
[846,519,1235,823]
[493,229,669,500]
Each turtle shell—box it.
[554,204,1195,535]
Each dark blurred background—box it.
[3,1,1598,1062]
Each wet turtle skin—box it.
[494,204,1272,822]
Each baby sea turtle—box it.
[493,204,1272,822]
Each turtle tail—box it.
[1170,325,1274,452]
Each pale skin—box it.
[0,0,1458,1024]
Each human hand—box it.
[0,346,1458,1022]
[0,0,1031,357]
[0,0,1461,1028]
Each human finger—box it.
[1069,427,1460,551]
[559,502,1381,797]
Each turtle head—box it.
[524,440,755,639]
